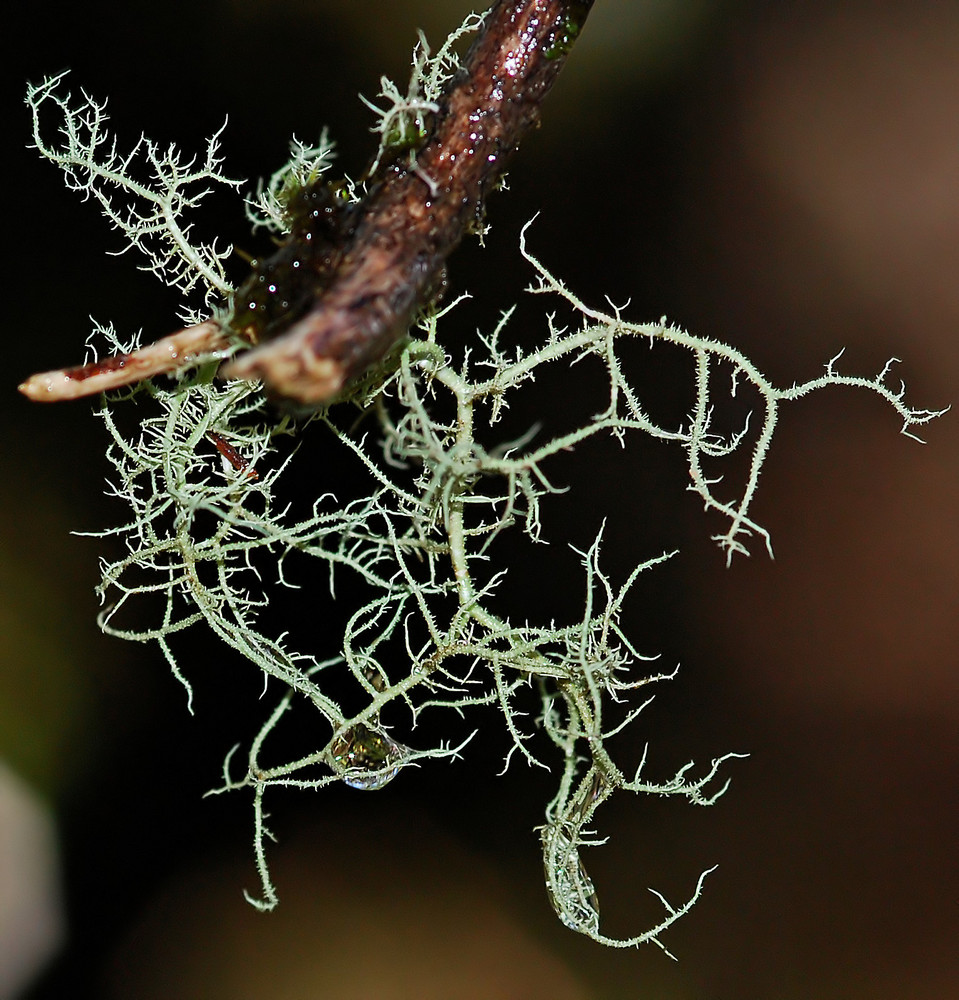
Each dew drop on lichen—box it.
[543,822,601,934]
[545,854,600,933]
[329,722,409,790]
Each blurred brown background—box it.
[3,1,956,997]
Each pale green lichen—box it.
[360,11,486,175]
[26,17,942,955]
[26,72,241,323]
[243,131,342,233]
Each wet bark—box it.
[19,0,594,404]
[223,0,595,405]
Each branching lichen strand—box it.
[83,227,937,946]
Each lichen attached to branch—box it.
[20,0,942,953]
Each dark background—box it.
[2,1,956,997]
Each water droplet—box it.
[543,825,601,934]
[329,723,409,790]
[545,854,600,933]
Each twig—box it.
[19,0,594,405]
[18,321,225,401]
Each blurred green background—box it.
[3,1,957,997]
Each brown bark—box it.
[222,0,595,405]
[19,0,594,405]
[18,321,224,402]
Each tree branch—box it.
[19,0,594,404]
[224,0,594,404]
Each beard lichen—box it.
[24,10,942,956]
